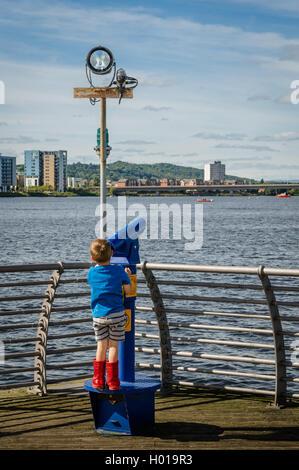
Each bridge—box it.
[112,183,299,195]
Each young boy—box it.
[87,238,132,391]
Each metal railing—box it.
[0,261,298,407]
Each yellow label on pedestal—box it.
[124,309,131,332]
[126,274,137,298]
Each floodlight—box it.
[85,45,138,105]
[115,68,138,104]
[86,46,115,75]
[116,68,127,85]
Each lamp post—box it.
[99,97,107,238]
[74,45,138,238]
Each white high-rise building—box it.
[204,161,225,183]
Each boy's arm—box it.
[123,267,132,295]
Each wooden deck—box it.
[0,381,298,451]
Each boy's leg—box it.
[93,339,108,389]
[107,339,120,390]
[96,338,109,361]
[106,312,126,390]
[108,339,119,363]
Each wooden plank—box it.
[73,87,133,99]
[1,385,299,449]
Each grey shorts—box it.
[93,311,126,342]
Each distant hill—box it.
[67,161,251,182]
[17,161,253,182]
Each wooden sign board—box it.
[74,87,133,99]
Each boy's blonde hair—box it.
[90,239,112,263]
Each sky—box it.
[0,0,298,180]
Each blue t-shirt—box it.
[87,264,131,318]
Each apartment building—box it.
[24,150,67,191]
[24,150,43,186]
[43,154,56,188]
[0,154,16,192]
[204,161,225,183]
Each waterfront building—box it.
[160,178,178,186]
[67,177,82,188]
[24,150,67,191]
[116,179,128,187]
[16,174,24,189]
[0,154,16,192]
[116,178,138,187]
[148,178,160,186]
[180,178,202,186]
[43,153,55,189]
[189,178,202,186]
[24,150,43,187]
[128,178,138,186]
[137,178,161,186]
[204,161,225,183]
[25,176,39,187]
[137,178,149,186]
[224,179,245,185]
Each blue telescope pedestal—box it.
[84,218,161,435]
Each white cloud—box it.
[0,136,40,144]
[1,59,81,106]
[142,106,172,112]
[222,155,272,161]
[280,45,299,61]
[232,0,299,14]
[115,140,155,145]
[2,1,299,60]
[215,143,278,152]
[254,132,299,141]
[193,132,247,140]
[247,94,272,102]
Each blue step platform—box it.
[84,376,161,435]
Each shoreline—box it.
[1,192,298,198]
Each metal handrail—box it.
[136,262,299,277]
[0,261,298,405]
[1,260,299,275]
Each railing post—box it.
[141,261,173,392]
[28,262,64,396]
[258,265,287,407]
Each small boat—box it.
[197,198,213,202]
[276,193,291,198]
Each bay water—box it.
[1,195,298,393]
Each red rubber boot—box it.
[92,359,106,389]
[106,361,120,391]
